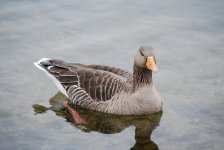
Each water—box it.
[0,0,224,149]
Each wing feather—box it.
[39,59,128,102]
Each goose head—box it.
[134,45,158,72]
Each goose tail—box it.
[34,58,68,97]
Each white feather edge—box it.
[34,58,69,97]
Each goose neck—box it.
[133,66,152,92]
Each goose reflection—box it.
[33,92,162,150]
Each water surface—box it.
[0,0,224,149]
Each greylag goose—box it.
[34,45,162,115]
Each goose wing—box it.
[40,59,127,102]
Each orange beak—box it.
[146,56,158,72]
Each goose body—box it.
[34,45,162,115]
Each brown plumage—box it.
[34,45,162,115]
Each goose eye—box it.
[140,52,144,56]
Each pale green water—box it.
[0,0,224,149]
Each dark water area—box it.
[0,0,224,149]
